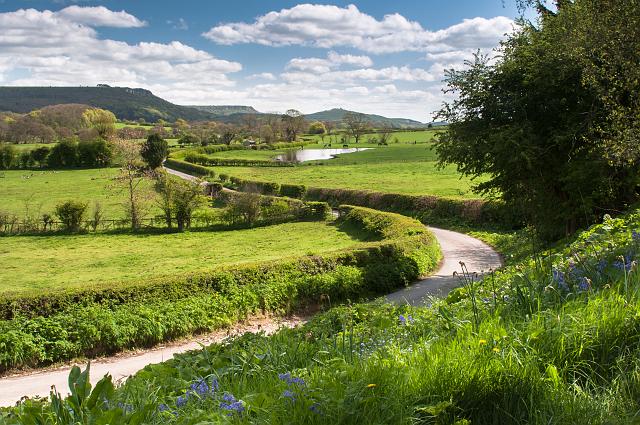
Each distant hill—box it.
[305,108,431,128]
[0,86,216,122]
[186,105,260,116]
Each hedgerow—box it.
[163,158,214,177]
[0,207,440,370]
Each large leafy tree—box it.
[436,0,639,238]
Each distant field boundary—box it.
[217,174,522,229]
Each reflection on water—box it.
[275,148,371,163]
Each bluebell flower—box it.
[399,315,406,325]
[408,315,415,324]
[578,278,590,292]
[220,395,244,415]
[158,403,169,412]
[310,402,322,414]
[278,372,291,382]
[596,259,607,274]
[632,230,640,243]
[222,393,236,403]
[279,372,305,386]
[552,268,569,291]
[176,396,188,408]
[282,389,296,402]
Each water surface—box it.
[275,148,371,162]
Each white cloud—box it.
[286,51,373,73]
[203,4,514,54]
[248,72,277,81]
[0,8,241,91]
[56,5,146,27]
[167,17,189,31]
[282,66,436,85]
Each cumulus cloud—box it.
[286,51,373,73]
[203,4,514,54]
[0,8,241,91]
[56,5,146,27]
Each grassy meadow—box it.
[0,221,365,293]
[209,143,483,198]
[0,168,156,218]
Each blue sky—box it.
[0,1,525,121]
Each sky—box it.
[0,1,526,121]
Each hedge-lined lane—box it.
[0,207,441,371]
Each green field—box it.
[0,221,365,293]
[0,168,153,218]
[205,143,483,198]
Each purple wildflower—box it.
[552,268,569,291]
[632,230,640,243]
[158,403,169,412]
[176,396,188,408]
[310,402,322,414]
[282,389,296,402]
[399,315,406,325]
[578,278,590,292]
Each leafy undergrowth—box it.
[4,212,640,424]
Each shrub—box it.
[77,139,113,167]
[280,183,307,199]
[141,134,168,169]
[0,143,16,169]
[47,139,78,168]
[55,200,88,232]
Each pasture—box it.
[0,221,365,293]
[207,143,484,198]
[0,168,132,218]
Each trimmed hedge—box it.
[229,176,281,196]
[183,152,295,168]
[0,207,440,370]
[217,192,330,223]
[280,183,307,199]
[218,176,521,228]
[164,158,214,178]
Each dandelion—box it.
[479,339,487,345]
[492,347,500,353]
[367,384,377,388]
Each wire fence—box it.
[0,215,224,234]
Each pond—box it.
[274,148,372,163]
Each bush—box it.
[55,200,88,232]
[0,144,16,169]
[77,139,113,167]
[47,139,78,168]
[141,134,168,169]
[280,183,307,199]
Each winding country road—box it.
[0,168,501,406]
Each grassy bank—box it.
[7,210,639,424]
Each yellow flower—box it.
[367,384,377,388]
[479,339,487,345]
[493,347,500,353]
